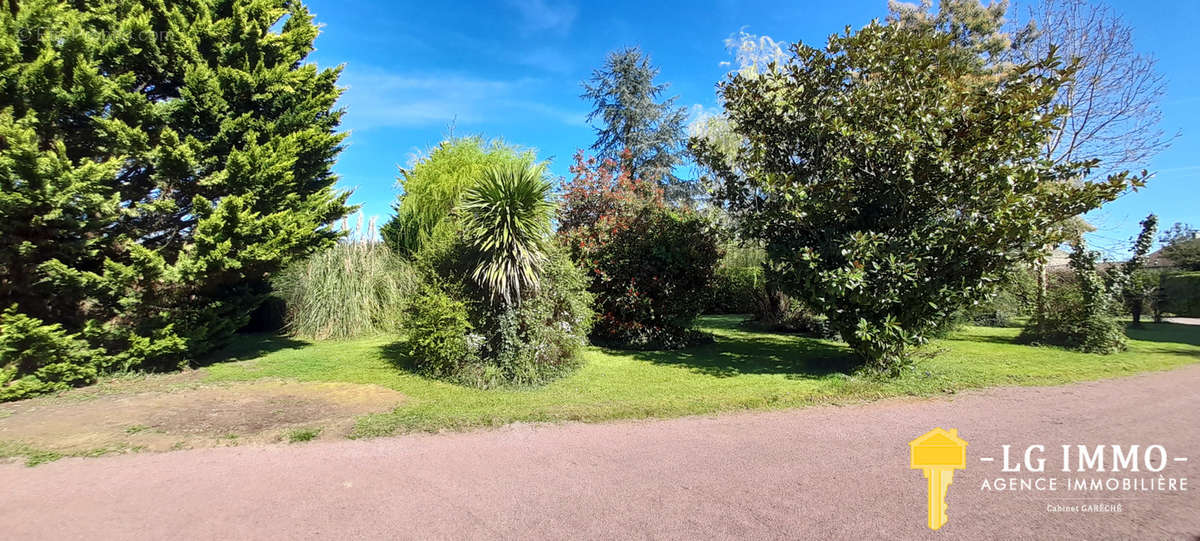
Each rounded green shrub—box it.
[705,266,763,314]
[401,246,593,388]
[394,158,593,388]
[399,284,479,381]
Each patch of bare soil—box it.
[0,379,405,460]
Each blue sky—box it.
[302,0,1198,258]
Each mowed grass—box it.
[203,316,1200,437]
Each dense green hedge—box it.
[704,266,763,314]
[1162,272,1200,317]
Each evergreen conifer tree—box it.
[581,47,686,185]
[0,0,350,398]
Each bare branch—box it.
[1008,0,1175,177]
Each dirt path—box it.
[2,366,1198,540]
[0,378,405,455]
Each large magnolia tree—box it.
[0,0,350,399]
[690,20,1141,371]
[890,0,1172,333]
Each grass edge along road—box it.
[201,315,1200,437]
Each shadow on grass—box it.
[1125,322,1200,347]
[944,321,1200,356]
[195,333,309,367]
[942,330,1021,346]
[629,327,858,379]
[378,341,415,371]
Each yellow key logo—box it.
[910,428,968,530]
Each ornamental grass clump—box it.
[273,216,419,340]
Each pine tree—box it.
[0,0,350,399]
[581,47,686,185]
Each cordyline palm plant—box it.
[459,163,555,305]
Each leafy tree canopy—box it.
[887,0,1016,67]
[690,20,1142,370]
[381,137,535,256]
[1160,222,1200,271]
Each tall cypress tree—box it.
[0,0,350,397]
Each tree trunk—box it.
[1152,283,1165,324]
[1034,259,1048,335]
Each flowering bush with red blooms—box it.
[559,151,720,349]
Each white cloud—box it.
[505,0,578,36]
[338,66,585,131]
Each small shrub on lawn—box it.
[395,160,594,388]
[399,283,480,381]
[559,151,720,349]
[402,243,593,388]
[1020,245,1127,354]
[483,248,594,385]
[287,428,321,443]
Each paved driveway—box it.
[2,365,1198,539]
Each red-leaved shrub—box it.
[558,151,720,349]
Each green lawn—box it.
[204,316,1200,437]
